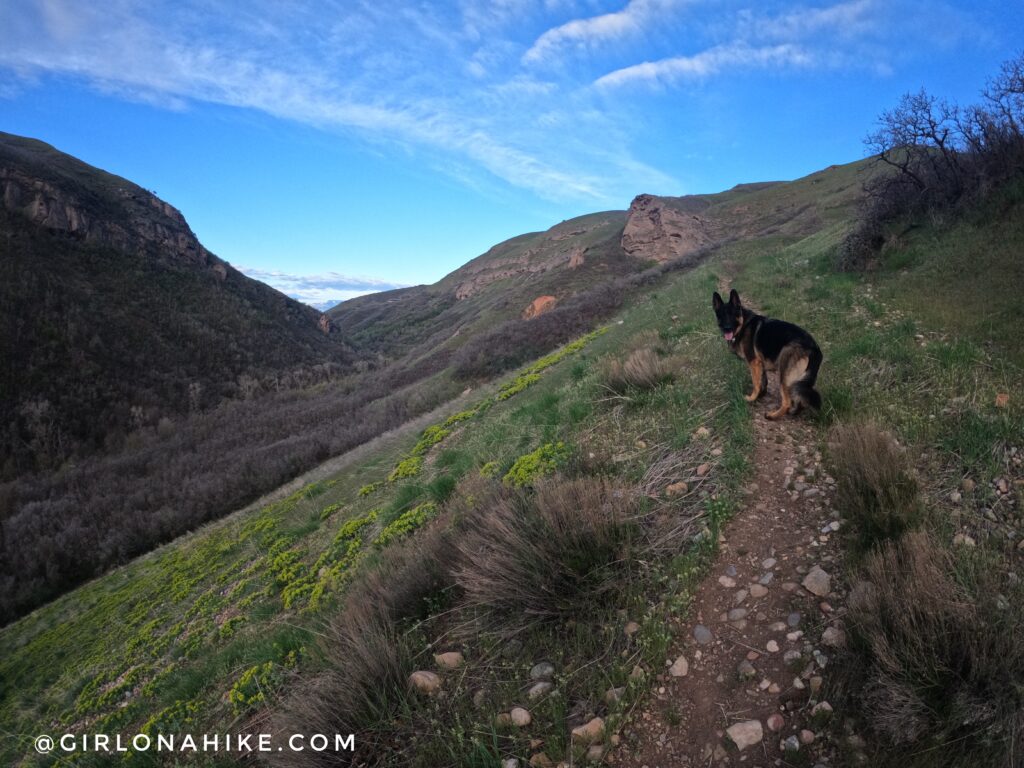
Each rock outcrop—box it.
[522,295,558,319]
[0,166,212,267]
[621,194,717,264]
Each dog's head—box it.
[711,289,744,341]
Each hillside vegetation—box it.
[0,133,867,625]
[2,135,1020,765]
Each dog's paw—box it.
[745,393,759,403]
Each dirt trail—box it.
[613,370,848,766]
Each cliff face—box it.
[0,130,356,479]
[0,160,211,267]
[620,194,718,264]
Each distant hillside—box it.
[0,131,355,475]
[328,159,867,378]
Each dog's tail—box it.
[793,345,823,410]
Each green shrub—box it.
[503,442,572,487]
[388,455,423,482]
[374,503,438,548]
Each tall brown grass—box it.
[846,531,1024,767]
[269,523,459,766]
[598,332,681,394]
[829,422,924,553]
[455,476,638,635]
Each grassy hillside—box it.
[3,162,1020,766]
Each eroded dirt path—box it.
[613,397,848,767]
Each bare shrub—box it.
[841,52,1024,269]
[828,423,923,552]
[847,532,1024,766]
[455,476,638,634]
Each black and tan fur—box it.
[712,289,822,420]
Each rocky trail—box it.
[611,398,860,767]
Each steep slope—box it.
[0,132,354,475]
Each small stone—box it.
[669,655,689,677]
[624,621,641,636]
[694,426,712,438]
[997,478,1010,494]
[811,700,834,724]
[800,729,816,744]
[950,490,962,504]
[749,584,769,598]
[604,686,625,705]
[734,588,749,605]
[409,670,441,695]
[784,649,803,666]
[737,659,757,681]
[821,626,846,648]
[666,481,689,496]
[571,717,605,744]
[766,713,785,732]
[726,565,738,577]
[510,707,532,727]
[495,713,513,727]
[953,533,977,548]
[726,720,763,751]
[810,676,823,695]
[473,688,487,707]
[762,557,777,569]
[766,640,780,653]
[962,478,976,493]
[696,463,711,476]
[782,734,801,753]
[769,621,787,632]
[803,567,831,597]
[530,662,555,680]
[586,744,606,762]
[728,608,748,621]
[759,572,774,585]
[529,754,553,768]
[630,665,645,680]
[768,683,781,693]
[718,575,737,588]
[786,631,803,642]
[502,759,519,768]
[434,651,464,669]
[528,681,554,699]
[694,625,713,644]
[787,612,802,628]
[746,650,760,661]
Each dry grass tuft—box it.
[599,348,679,394]
[829,422,924,552]
[269,523,459,766]
[455,476,638,635]
[847,531,1024,767]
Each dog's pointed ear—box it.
[712,292,723,311]
[729,289,741,308]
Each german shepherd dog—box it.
[712,289,822,419]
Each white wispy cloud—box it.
[240,267,409,307]
[0,0,672,204]
[595,43,815,88]
[523,0,681,65]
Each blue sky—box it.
[1,1,1019,306]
